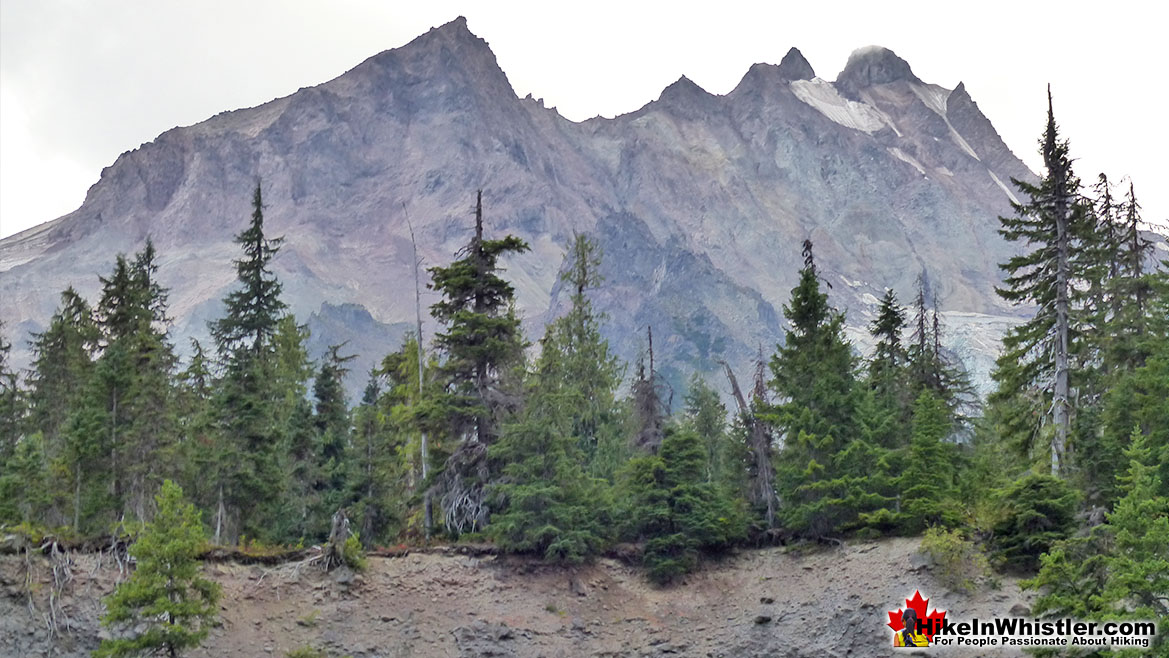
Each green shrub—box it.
[920,527,989,593]
[285,647,327,658]
[343,533,367,572]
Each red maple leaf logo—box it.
[887,590,947,641]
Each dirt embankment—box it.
[1,538,1033,657]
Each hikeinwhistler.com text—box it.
[922,617,1157,649]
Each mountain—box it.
[0,17,1038,398]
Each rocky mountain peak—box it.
[656,75,714,105]
[363,16,508,86]
[777,47,815,81]
[948,81,971,104]
[835,45,920,96]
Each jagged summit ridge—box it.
[835,45,920,96]
[0,20,1038,399]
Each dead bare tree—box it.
[720,351,778,529]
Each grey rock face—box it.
[836,45,921,96]
[0,18,1038,398]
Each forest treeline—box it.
[0,92,1166,641]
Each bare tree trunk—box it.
[214,484,224,545]
[405,208,431,538]
[324,508,352,571]
[719,359,777,528]
[73,464,81,530]
[1051,92,1070,478]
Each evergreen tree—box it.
[207,182,289,543]
[991,473,1078,572]
[898,391,959,532]
[488,377,613,563]
[0,321,24,461]
[426,191,529,534]
[0,432,51,524]
[96,480,219,658]
[868,288,908,402]
[27,288,99,450]
[541,233,625,473]
[622,425,745,584]
[1101,428,1169,649]
[906,276,974,426]
[313,344,355,526]
[347,371,408,545]
[175,340,215,510]
[682,374,731,487]
[1026,428,1169,655]
[269,315,317,542]
[26,288,100,527]
[993,88,1087,476]
[488,233,621,562]
[209,183,286,360]
[770,241,858,440]
[1104,182,1159,373]
[769,240,864,537]
[366,335,442,540]
[90,241,181,523]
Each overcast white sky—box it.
[1,0,1165,239]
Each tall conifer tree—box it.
[208,182,289,542]
[993,88,1085,476]
[427,191,529,534]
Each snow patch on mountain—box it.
[911,83,950,117]
[790,79,888,134]
[910,82,980,162]
[888,147,926,175]
[988,170,1020,205]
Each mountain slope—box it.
[0,17,1035,395]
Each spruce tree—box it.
[175,339,214,500]
[269,315,317,542]
[27,288,99,451]
[488,233,620,561]
[313,344,355,528]
[1101,428,1169,646]
[96,480,219,658]
[864,288,912,450]
[489,382,613,562]
[623,425,745,584]
[905,276,973,426]
[1105,182,1159,373]
[90,241,180,523]
[682,374,731,487]
[770,241,858,441]
[991,473,1078,572]
[347,371,409,545]
[426,191,529,534]
[210,183,286,360]
[898,391,959,532]
[27,288,100,527]
[869,288,907,395]
[207,182,289,542]
[542,233,625,471]
[993,88,1087,476]
[0,321,24,461]
[769,240,864,537]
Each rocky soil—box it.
[1,537,1033,657]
